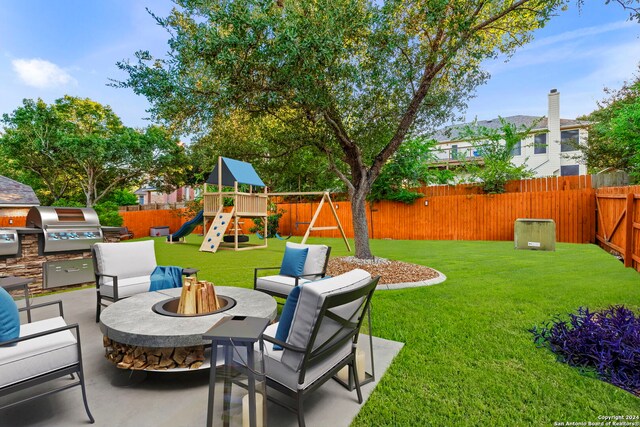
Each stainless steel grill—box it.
[26,206,103,253]
[0,229,19,256]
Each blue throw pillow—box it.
[0,287,20,343]
[273,285,302,350]
[279,247,308,277]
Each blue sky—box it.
[0,1,638,134]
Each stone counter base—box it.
[103,336,205,370]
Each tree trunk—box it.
[350,183,374,259]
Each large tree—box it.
[1,96,188,206]
[117,0,591,258]
[0,99,76,204]
[577,70,640,180]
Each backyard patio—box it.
[2,236,640,426]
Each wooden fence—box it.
[595,185,640,271]
[276,187,596,244]
[119,209,199,238]
[117,176,597,243]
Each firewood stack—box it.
[103,337,205,370]
[178,277,221,314]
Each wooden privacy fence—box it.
[276,185,596,244]
[595,185,640,271]
[120,209,202,238]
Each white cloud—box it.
[11,58,76,88]
[522,20,634,51]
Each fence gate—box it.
[596,192,640,270]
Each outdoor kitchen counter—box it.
[99,286,277,348]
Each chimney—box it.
[547,89,561,175]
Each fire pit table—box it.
[99,286,277,371]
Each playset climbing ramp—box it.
[199,208,234,253]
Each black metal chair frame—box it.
[247,275,379,427]
[253,246,332,299]
[0,300,94,423]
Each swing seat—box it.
[275,233,292,240]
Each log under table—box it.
[99,286,277,371]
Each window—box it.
[561,165,579,176]
[561,130,579,152]
[534,133,547,154]
[138,196,145,205]
[511,140,522,156]
[450,144,458,159]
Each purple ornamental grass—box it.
[530,305,640,395]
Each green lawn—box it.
[150,235,640,426]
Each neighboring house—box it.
[134,185,197,205]
[429,89,589,177]
[0,175,40,219]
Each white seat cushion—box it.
[255,275,310,297]
[100,276,152,299]
[0,317,77,388]
[234,323,351,391]
[285,243,329,281]
[93,240,157,285]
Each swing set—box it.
[267,191,351,252]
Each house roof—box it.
[0,176,40,206]
[134,186,157,195]
[429,115,591,143]
[205,157,266,187]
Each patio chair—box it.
[254,242,331,299]
[92,240,196,322]
[238,269,378,427]
[0,294,94,423]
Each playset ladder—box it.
[199,208,234,253]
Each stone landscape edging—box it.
[376,269,447,290]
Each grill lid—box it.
[26,206,101,228]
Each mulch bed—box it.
[327,256,440,285]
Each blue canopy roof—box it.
[205,157,266,187]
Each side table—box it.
[204,316,269,427]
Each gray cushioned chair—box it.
[0,299,94,423]
[254,242,331,299]
[239,268,378,427]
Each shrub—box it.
[250,209,285,238]
[530,306,640,395]
[94,202,124,227]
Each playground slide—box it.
[167,210,204,241]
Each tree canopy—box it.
[577,69,640,181]
[116,0,583,258]
[0,96,188,206]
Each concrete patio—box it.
[0,287,403,427]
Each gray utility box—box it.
[150,226,170,237]
[514,219,556,251]
[43,259,95,288]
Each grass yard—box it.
[150,235,640,426]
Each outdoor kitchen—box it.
[0,206,123,294]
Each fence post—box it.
[624,193,634,268]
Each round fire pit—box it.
[152,295,236,317]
